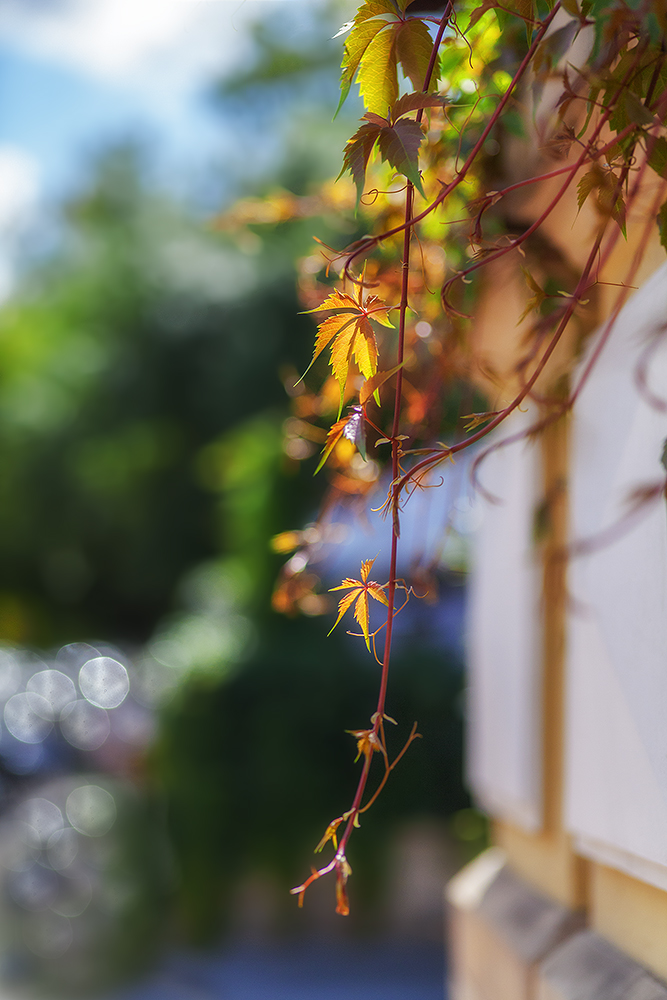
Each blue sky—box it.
[0,0,356,294]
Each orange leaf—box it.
[347,727,383,761]
[314,417,348,475]
[327,587,362,636]
[327,558,388,650]
[315,817,344,853]
[302,283,393,416]
[359,362,404,406]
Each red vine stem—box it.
[338,8,646,858]
[336,3,453,862]
[342,1,562,273]
[389,34,653,495]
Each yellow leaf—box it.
[354,590,371,648]
[360,556,376,582]
[357,22,399,116]
[366,582,389,605]
[303,283,391,416]
[327,557,388,649]
[314,817,343,853]
[327,588,361,636]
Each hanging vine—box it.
[231,0,667,914]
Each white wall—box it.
[467,406,543,832]
[565,263,667,890]
[467,263,667,894]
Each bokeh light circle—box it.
[5,694,53,744]
[9,865,59,911]
[66,785,116,837]
[17,798,63,848]
[59,700,110,751]
[46,828,78,871]
[27,670,77,717]
[79,657,129,709]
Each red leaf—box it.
[377,118,426,195]
[391,91,446,123]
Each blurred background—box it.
[0,1,485,996]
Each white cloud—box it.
[0,1,327,97]
[0,147,40,230]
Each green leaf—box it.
[560,0,581,16]
[468,0,499,30]
[658,199,667,254]
[354,0,398,25]
[648,137,667,180]
[356,22,399,116]
[623,89,656,127]
[395,18,439,93]
[377,119,426,195]
[505,0,535,18]
[337,18,387,116]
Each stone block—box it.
[537,930,667,1000]
[447,849,584,1000]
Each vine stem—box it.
[343,14,651,837]
[343,1,562,274]
[336,4,452,860]
[390,34,653,495]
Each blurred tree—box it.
[0,0,474,951]
[0,145,327,646]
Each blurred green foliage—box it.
[0,145,326,647]
[0,0,472,951]
[156,625,467,942]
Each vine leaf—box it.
[346,727,383,762]
[340,122,385,203]
[391,91,445,119]
[378,118,426,194]
[506,0,536,20]
[468,0,501,29]
[315,406,366,474]
[337,1,439,117]
[394,17,436,96]
[576,165,627,236]
[303,284,394,414]
[315,817,344,853]
[328,557,389,650]
[647,137,667,180]
[359,361,405,406]
[340,93,443,201]
[517,267,546,323]
[577,167,599,211]
[658,200,667,254]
